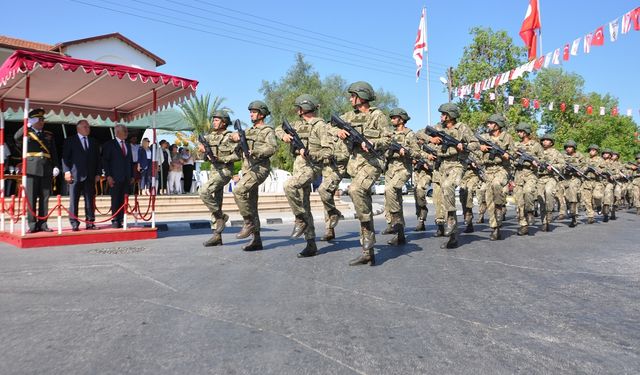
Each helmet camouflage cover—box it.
[564,139,577,149]
[437,103,460,119]
[515,122,532,134]
[389,108,411,122]
[247,100,270,116]
[212,110,231,125]
[294,94,319,112]
[486,113,507,128]
[347,81,376,101]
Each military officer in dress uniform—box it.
[199,111,240,247]
[14,108,59,233]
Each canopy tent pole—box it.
[151,89,157,229]
[20,75,30,236]
[1,99,5,231]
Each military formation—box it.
[198,81,640,266]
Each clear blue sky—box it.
[4,0,639,131]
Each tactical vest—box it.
[206,130,235,162]
[390,128,412,161]
[515,140,540,170]
[342,108,384,151]
[246,125,275,161]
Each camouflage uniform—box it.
[413,129,433,231]
[199,118,240,242]
[478,115,515,240]
[428,124,446,235]
[234,101,278,250]
[458,150,484,232]
[601,150,618,221]
[581,145,605,223]
[562,140,586,227]
[631,154,640,214]
[537,135,564,230]
[317,121,350,241]
[513,126,543,233]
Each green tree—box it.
[453,27,530,130]
[260,53,398,171]
[179,93,230,135]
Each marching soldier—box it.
[601,148,618,222]
[428,123,446,237]
[513,123,543,236]
[581,144,605,224]
[413,129,434,232]
[478,114,514,241]
[317,108,350,242]
[429,103,478,249]
[14,108,59,233]
[537,133,564,231]
[562,140,586,227]
[276,94,325,258]
[629,153,640,215]
[381,108,421,246]
[231,101,278,251]
[199,111,240,247]
[610,151,626,210]
[335,81,391,266]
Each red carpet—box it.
[0,225,157,248]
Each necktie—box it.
[120,140,126,156]
[82,137,88,151]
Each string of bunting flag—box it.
[454,6,640,101]
[485,92,631,118]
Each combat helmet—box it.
[486,113,507,128]
[564,139,577,149]
[515,122,532,134]
[212,110,231,125]
[437,103,460,119]
[389,108,411,122]
[247,100,270,116]
[294,94,319,113]
[540,133,555,144]
[347,81,376,101]
[587,144,600,152]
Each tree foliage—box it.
[260,53,398,170]
[179,93,230,135]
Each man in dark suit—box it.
[102,124,134,228]
[62,120,102,231]
[14,108,59,233]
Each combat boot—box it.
[587,217,595,224]
[242,232,263,251]
[328,213,341,229]
[236,216,255,239]
[443,212,458,236]
[434,223,445,237]
[415,220,426,231]
[517,225,528,236]
[489,228,502,241]
[568,203,578,228]
[349,248,375,266]
[203,232,222,247]
[495,206,504,228]
[381,222,395,235]
[464,221,474,233]
[320,228,335,241]
[440,230,458,249]
[297,239,318,258]
[526,211,535,226]
[610,207,617,220]
[557,213,566,220]
[291,215,307,238]
[361,221,376,250]
[541,214,552,232]
[602,205,610,222]
[637,207,640,216]
[387,224,406,246]
[214,213,229,234]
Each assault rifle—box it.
[475,131,508,160]
[564,163,587,178]
[281,119,309,158]
[425,126,469,153]
[585,165,605,180]
[419,143,438,157]
[198,134,216,162]
[330,114,382,159]
[466,154,487,182]
[515,148,566,180]
[234,119,253,165]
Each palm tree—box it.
[179,93,231,135]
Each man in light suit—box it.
[102,124,134,228]
[62,120,102,231]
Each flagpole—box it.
[424,6,431,126]
[537,0,543,57]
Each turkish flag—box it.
[587,105,593,115]
[522,98,530,108]
[533,55,545,70]
[592,26,605,46]
[533,99,540,109]
[563,44,570,61]
[612,107,618,116]
[560,102,566,112]
[520,0,541,60]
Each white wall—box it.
[63,38,157,70]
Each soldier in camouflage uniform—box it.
[581,144,605,224]
[610,151,626,209]
[512,123,543,236]
[413,129,434,232]
[478,114,514,241]
[276,94,325,258]
[317,109,350,242]
[428,123,446,237]
[429,103,478,249]
[537,134,564,232]
[335,81,391,266]
[459,147,484,234]
[601,148,618,222]
[231,101,278,251]
[199,111,240,247]
[381,108,421,246]
[629,153,640,214]
[562,140,585,228]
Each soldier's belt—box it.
[26,152,51,159]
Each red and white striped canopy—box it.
[0,50,198,122]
